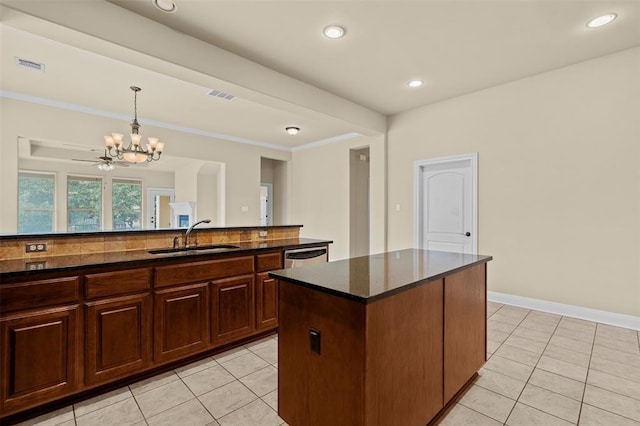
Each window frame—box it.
[111,177,143,230]
[17,170,57,233]
[66,174,104,232]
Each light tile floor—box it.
[18,303,640,425]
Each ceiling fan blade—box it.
[63,143,101,152]
[71,158,98,163]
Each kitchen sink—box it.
[148,244,240,255]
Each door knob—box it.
[461,232,471,237]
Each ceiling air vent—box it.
[207,89,236,101]
[15,57,45,72]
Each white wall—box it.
[292,135,385,261]
[0,98,291,232]
[350,147,370,257]
[197,166,218,224]
[387,48,640,317]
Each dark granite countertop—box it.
[269,249,492,304]
[0,238,331,278]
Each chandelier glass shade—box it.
[104,86,165,163]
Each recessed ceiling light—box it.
[407,80,424,88]
[323,26,345,39]
[586,13,617,28]
[285,127,300,136]
[153,0,177,13]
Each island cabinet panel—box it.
[0,305,80,415]
[85,294,152,385]
[279,281,366,426]
[212,275,255,345]
[154,283,210,363]
[444,263,487,402]
[365,279,444,426]
[255,272,278,330]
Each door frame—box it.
[260,182,273,226]
[146,188,175,229]
[413,153,478,254]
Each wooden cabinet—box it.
[0,247,299,421]
[84,268,152,385]
[255,252,282,331]
[85,294,152,385]
[0,305,80,414]
[278,279,444,426]
[443,263,487,402]
[256,272,278,330]
[154,283,210,363]
[212,275,255,345]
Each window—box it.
[112,178,142,229]
[18,172,55,233]
[67,176,102,231]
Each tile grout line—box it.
[581,321,598,425]
[464,304,530,424]
[501,309,562,425]
[204,349,281,424]
[129,382,150,424]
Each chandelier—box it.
[103,86,165,163]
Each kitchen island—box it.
[269,249,492,426]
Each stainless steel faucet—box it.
[184,219,211,248]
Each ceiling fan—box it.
[72,149,130,171]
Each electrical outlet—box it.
[241,206,249,212]
[25,243,47,253]
[25,261,47,270]
[310,329,321,354]
[259,231,268,237]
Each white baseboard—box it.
[488,291,640,331]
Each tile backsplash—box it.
[0,227,300,260]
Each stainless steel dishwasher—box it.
[284,246,328,268]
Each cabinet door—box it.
[154,283,210,363]
[1,305,80,415]
[85,293,152,385]
[256,272,278,330]
[444,264,486,402]
[212,275,255,345]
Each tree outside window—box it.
[112,179,142,229]
[67,176,102,231]
[18,172,55,233]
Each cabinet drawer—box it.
[255,252,283,272]
[85,268,152,299]
[0,277,80,314]
[155,256,254,288]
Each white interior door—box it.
[260,183,273,226]
[146,188,175,229]
[415,154,477,254]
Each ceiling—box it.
[110,0,640,115]
[1,0,639,152]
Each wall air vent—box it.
[207,89,236,101]
[15,57,45,72]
